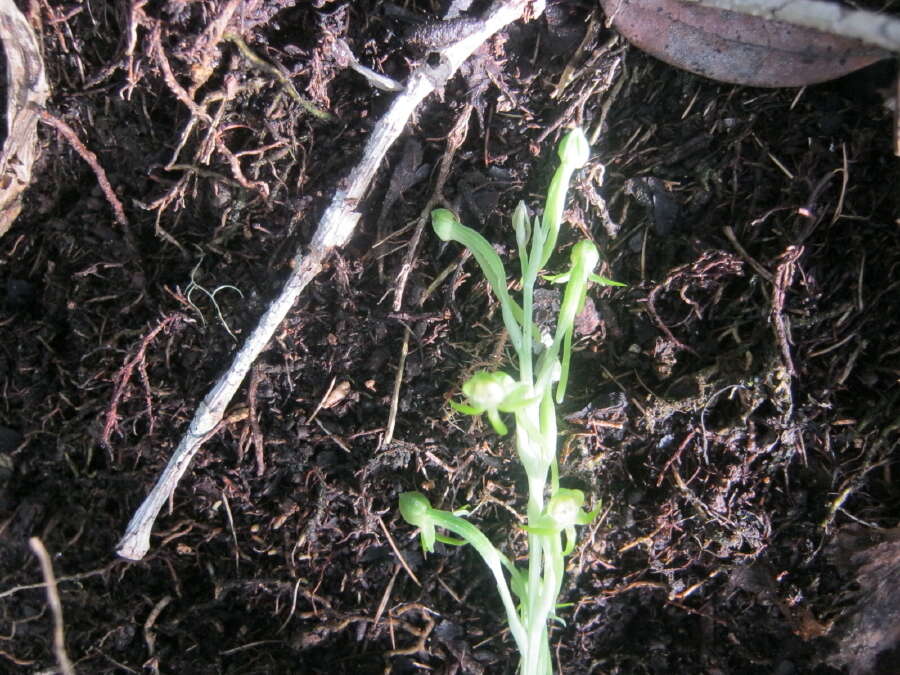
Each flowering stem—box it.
[400,129,609,675]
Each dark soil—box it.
[1,1,898,674]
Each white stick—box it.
[687,0,900,52]
[116,0,536,561]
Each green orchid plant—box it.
[399,129,620,675]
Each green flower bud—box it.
[546,489,586,529]
[399,492,437,553]
[462,371,518,412]
[513,200,530,252]
[399,491,432,526]
[557,128,589,169]
[571,239,600,272]
[431,208,460,242]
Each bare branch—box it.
[0,0,49,237]
[116,0,537,561]
[29,538,75,675]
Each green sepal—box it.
[435,533,468,547]
[545,271,625,288]
[496,384,539,413]
[486,409,509,436]
[590,273,626,287]
[448,399,484,416]
[542,271,570,284]
[557,127,590,168]
[551,612,569,627]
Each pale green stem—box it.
[518,386,557,675]
[539,164,576,268]
[426,510,528,651]
[520,216,548,385]
[521,281,535,383]
[522,536,557,675]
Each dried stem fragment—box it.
[0,0,49,237]
[116,0,538,561]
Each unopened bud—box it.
[432,208,460,242]
[557,128,589,169]
[571,239,600,273]
[513,201,530,251]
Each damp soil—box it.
[1,2,899,674]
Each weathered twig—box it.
[0,0,48,238]
[770,245,803,377]
[29,538,75,675]
[116,0,537,561]
[687,0,900,52]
